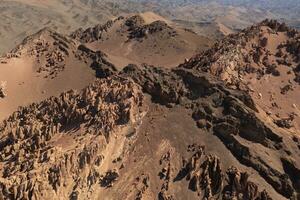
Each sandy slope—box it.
[0,57,95,121]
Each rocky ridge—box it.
[180,19,299,87]
[180,19,300,133]
[120,64,300,199]
[71,14,177,43]
[5,27,116,80]
[10,28,78,78]
[68,13,212,69]
[70,17,124,43]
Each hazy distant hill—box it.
[0,0,299,53]
[132,0,300,28]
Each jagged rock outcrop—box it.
[129,174,151,200]
[223,167,272,200]
[176,147,223,198]
[0,77,144,200]
[99,169,119,188]
[173,145,273,200]
[121,64,187,105]
[0,81,6,98]
[127,20,177,40]
[294,64,300,84]
[70,17,124,43]
[125,15,145,30]
[75,44,117,78]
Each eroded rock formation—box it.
[0,81,6,98]
[174,145,272,200]
[0,77,144,199]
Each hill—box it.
[71,13,212,68]
[0,28,114,121]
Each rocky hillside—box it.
[0,62,299,199]
[71,13,212,68]
[180,19,300,134]
[120,64,300,199]
[0,77,144,199]
[0,28,115,121]
[11,28,79,78]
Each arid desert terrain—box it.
[0,1,300,200]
